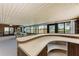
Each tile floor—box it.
[0,37,17,56]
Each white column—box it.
[70,20,76,34]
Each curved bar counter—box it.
[17,34,79,56]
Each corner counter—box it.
[17,33,79,56]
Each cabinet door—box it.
[68,42,79,56]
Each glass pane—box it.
[35,26,39,34]
[44,25,47,34]
[65,22,71,34]
[4,27,9,34]
[10,27,14,34]
[39,29,43,33]
[24,27,27,33]
[39,25,44,33]
[49,25,55,33]
[31,26,34,33]
[58,23,64,33]
[33,26,36,33]
[26,27,30,33]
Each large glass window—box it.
[21,26,25,33]
[25,26,31,33]
[24,27,27,33]
[10,27,14,34]
[30,25,41,34]
[49,25,55,33]
[33,26,36,34]
[4,27,9,35]
[44,25,47,34]
[38,25,47,34]
[65,22,71,34]
[39,25,44,33]
[23,24,47,34]
[31,26,34,33]
[35,25,39,34]
[58,23,64,33]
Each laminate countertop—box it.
[17,33,79,56]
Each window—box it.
[65,22,71,34]
[39,25,44,33]
[44,25,47,33]
[38,25,47,34]
[10,27,14,34]
[58,23,64,33]
[21,27,26,33]
[49,25,55,33]
[39,25,46,34]
[4,27,9,34]
[35,25,39,34]
[31,26,34,33]
[24,27,27,33]
[25,26,31,33]
[23,24,47,34]
[33,26,36,34]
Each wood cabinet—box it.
[68,42,79,56]
[18,45,48,56]
[75,19,79,34]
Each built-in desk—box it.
[17,34,79,56]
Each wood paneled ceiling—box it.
[0,3,79,25]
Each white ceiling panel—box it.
[0,3,79,25]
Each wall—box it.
[0,24,9,36]
[68,42,79,56]
[0,23,20,36]
[75,19,79,34]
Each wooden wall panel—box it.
[75,19,79,34]
[0,24,9,36]
[68,42,79,56]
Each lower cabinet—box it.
[17,47,27,56]
[18,42,79,56]
[17,45,48,56]
[38,45,48,56]
[68,42,79,56]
